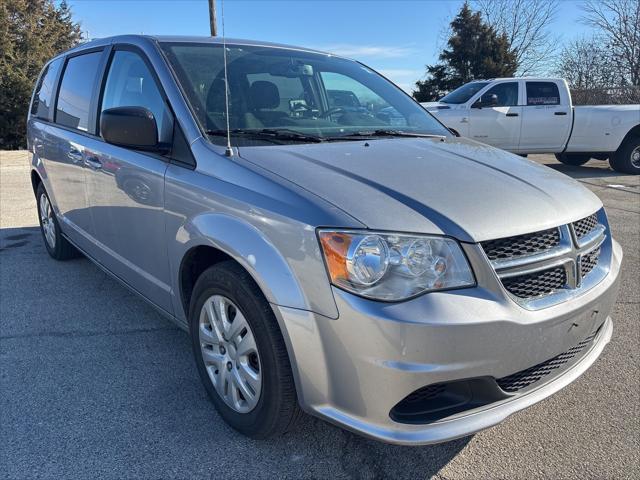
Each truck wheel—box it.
[554,153,591,166]
[189,261,301,439]
[610,136,640,175]
[36,183,80,260]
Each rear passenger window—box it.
[31,58,62,120]
[100,50,172,142]
[526,82,560,106]
[55,51,103,132]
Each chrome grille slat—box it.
[481,211,608,309]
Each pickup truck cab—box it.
[421,78,640,174]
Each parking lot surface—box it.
[1,150,638,479]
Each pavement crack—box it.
[0,325,181,341]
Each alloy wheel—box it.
[631,146,640,168]
[199,295,262,413]
[39,193,56,249]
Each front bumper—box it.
[273,239,622,445]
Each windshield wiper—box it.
[328,129,448,140]
[206,128,324,143]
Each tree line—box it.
[413,0,640,103]
[1,0,82,150]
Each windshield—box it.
[160,42,450,145]
[439,81,490,104]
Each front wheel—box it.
[36,183,79,260]
[555,153,591,166]
[189,261,301,439]
[609,136,640,175]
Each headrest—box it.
[249,81,280,109]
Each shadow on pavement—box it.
[539,161,625,180]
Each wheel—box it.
[36,183,80,260]
[609,136,640,175]
[189,261,301,439]
[555,153,591,166]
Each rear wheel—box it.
[36,183,79,260]
[189,261,301,438]
[555,153,591,166]
[609,136,640,175]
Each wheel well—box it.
[30,170,42,195]
[179,245,234,318]
[621,125,640,146]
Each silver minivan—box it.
[28,35,622,445]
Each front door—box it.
[468,81,522,151]
[84,47,174,313]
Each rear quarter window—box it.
[526,82,560,106]
[30,58,63,120]
[55,51,103,132]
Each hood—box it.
[237,137,602,242]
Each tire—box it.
[554,153,591,166]
[609,136,640,175]
[189,261,301,439]
[36,182,80,260]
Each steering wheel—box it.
[318,107,345,118]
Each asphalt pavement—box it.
[1,150,638,479]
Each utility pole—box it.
[208,0,217,36]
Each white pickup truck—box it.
[421,78,640,174]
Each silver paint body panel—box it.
[27,35,622,445]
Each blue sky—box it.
[64,0,594,92]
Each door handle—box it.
[67,147,83,163]
[84,156,102,169]
[554,111,567,116]
[506,113,519,117]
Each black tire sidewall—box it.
[189,263,289,437]
[611,137,640,174]
[555,153,590,166]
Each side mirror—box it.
[100,106,164,152]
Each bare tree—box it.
[582,0,640,86]
[474,0,559,75]
[556,36,640,105]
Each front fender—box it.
[172,212,338,321]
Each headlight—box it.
[318,230,475,301]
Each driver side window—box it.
[481,82,519,107]
[101,50,173,143]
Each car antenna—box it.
[221,0,233,157]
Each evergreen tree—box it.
[413,3,517,102]
[0,0,82,149]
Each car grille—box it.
[581,248,600,278]
[481,228,560,261]
[573,213,598,239]
[402,383,446,404]
[497,328,600,392]
[501,267,567,298]
[481,211,607,308]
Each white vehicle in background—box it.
[421,78,640,174]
